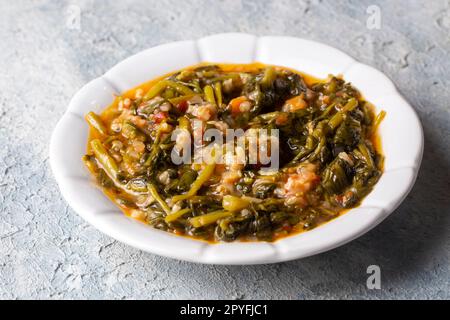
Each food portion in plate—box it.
[82,63,385,242]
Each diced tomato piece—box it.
[177,100,188,113]
[284,95,307,112]
[229,96,248,115]
[335,194,344,205]
[275,113,289,125]
[154,111,168,123]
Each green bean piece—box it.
[144,80,194,100]
[85,112,108,136]
[214,82,222,107]
[147,183,171,215]
[171,162,216,203]
[204,85,216,105]
[189,210,233,228]
[90,139,119,180]
[165,208,191,223]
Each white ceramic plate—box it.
[50,33,423,265]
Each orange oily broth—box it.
[86,63,383,243]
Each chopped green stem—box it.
[90,139,119,180]
[144,127,163,167]
[328,98,358,130]
[214,82,222,107]
[320,101,337,117]
[204,85,216,105]
[168,94,198,105]
[372,110,386,134]
[171,162,216,203]
[165,208,191,223]
[85,112,108,136]
[291,146,314,163]
[144,80,194,100]
[308,136,326,161]
[222,195,250,211]
[189,210,233,228]
[147,183,171,215]
[250,111,287,124]
[260,67,276,88]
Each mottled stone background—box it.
[0,0,448,299]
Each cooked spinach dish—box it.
[83,63,385,242]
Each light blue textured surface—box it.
[0,0,448,299]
